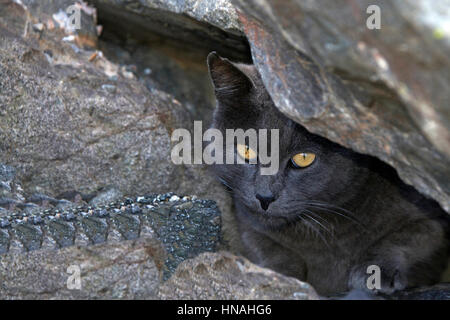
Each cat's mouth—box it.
[242,200,299,226]
[228,194,298,230]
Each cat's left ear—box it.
[207,52,254,101]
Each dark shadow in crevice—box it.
[94,2,252,124]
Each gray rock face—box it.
[90,0,250,123]
[99,0,242,34]
[0,188,316,300]
[232,0,450,212]
[387,283,450,300]
[158,251,319,300]
[0,0,230,219]
[0,192,222,281]
[0,237,163,299]
[0,164,22,201]
[0,239,320,299]
[92,0,249,61]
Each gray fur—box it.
[207,52,449,297]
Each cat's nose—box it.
[256,193,275,211]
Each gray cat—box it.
[206,52,449,297]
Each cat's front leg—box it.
[240,227,308,281]
[348,219,447,295]
[348,254,408,294]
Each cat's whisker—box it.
[303,209,334,236]
[297,214,331,249]
[284,207,335,240]
[288,199,355,216]
[286,199,366,230]
[304,204,366,231]
[304,200,355,216]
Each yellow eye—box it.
[237,144,257,161]
[291,153,316,168]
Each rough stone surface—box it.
[158,251,319,300]
[0,1,231,222]
[0,241,321,300]
[0,237,163,299]
[90,0,250,123]
[0,191,222,278]
[387,283,450,300]
[97,0,242,34]
[233,0,450,212]
[0,163,24,202]
[92,0,249,61]
[88,186,124,206]
[20,0,99,48]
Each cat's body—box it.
[207,52,449,296]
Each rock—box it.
[0,190,319,299]
[387,283,450,300]
[158,251,319,299]
[22,0,99,49]
[90,0,250,123]
[233,0,450,212]
[0,237,164,299]
[0,192,225,297]
[89,185,123,206]
[91,0,249,60]
[0,239,319,299]
[0,207,9,217]
[0,163,25,202]
[0,164,15,182]
[0,1,231,225]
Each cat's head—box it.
[207,52,370,229]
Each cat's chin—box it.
[255,213,300,230]
[256,214,294,229]
[238,203,297,229]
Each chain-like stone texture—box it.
[0,193,222,280]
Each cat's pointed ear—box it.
[207,52,253,101]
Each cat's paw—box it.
[348,263,408,295]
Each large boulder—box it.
[0,238,318,299]
[158,251,319,300]
[90,0,251,123]
[0,0,230,218]
[91,0,248,60]
[0,237,164,299]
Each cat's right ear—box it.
[207,52,253,101]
